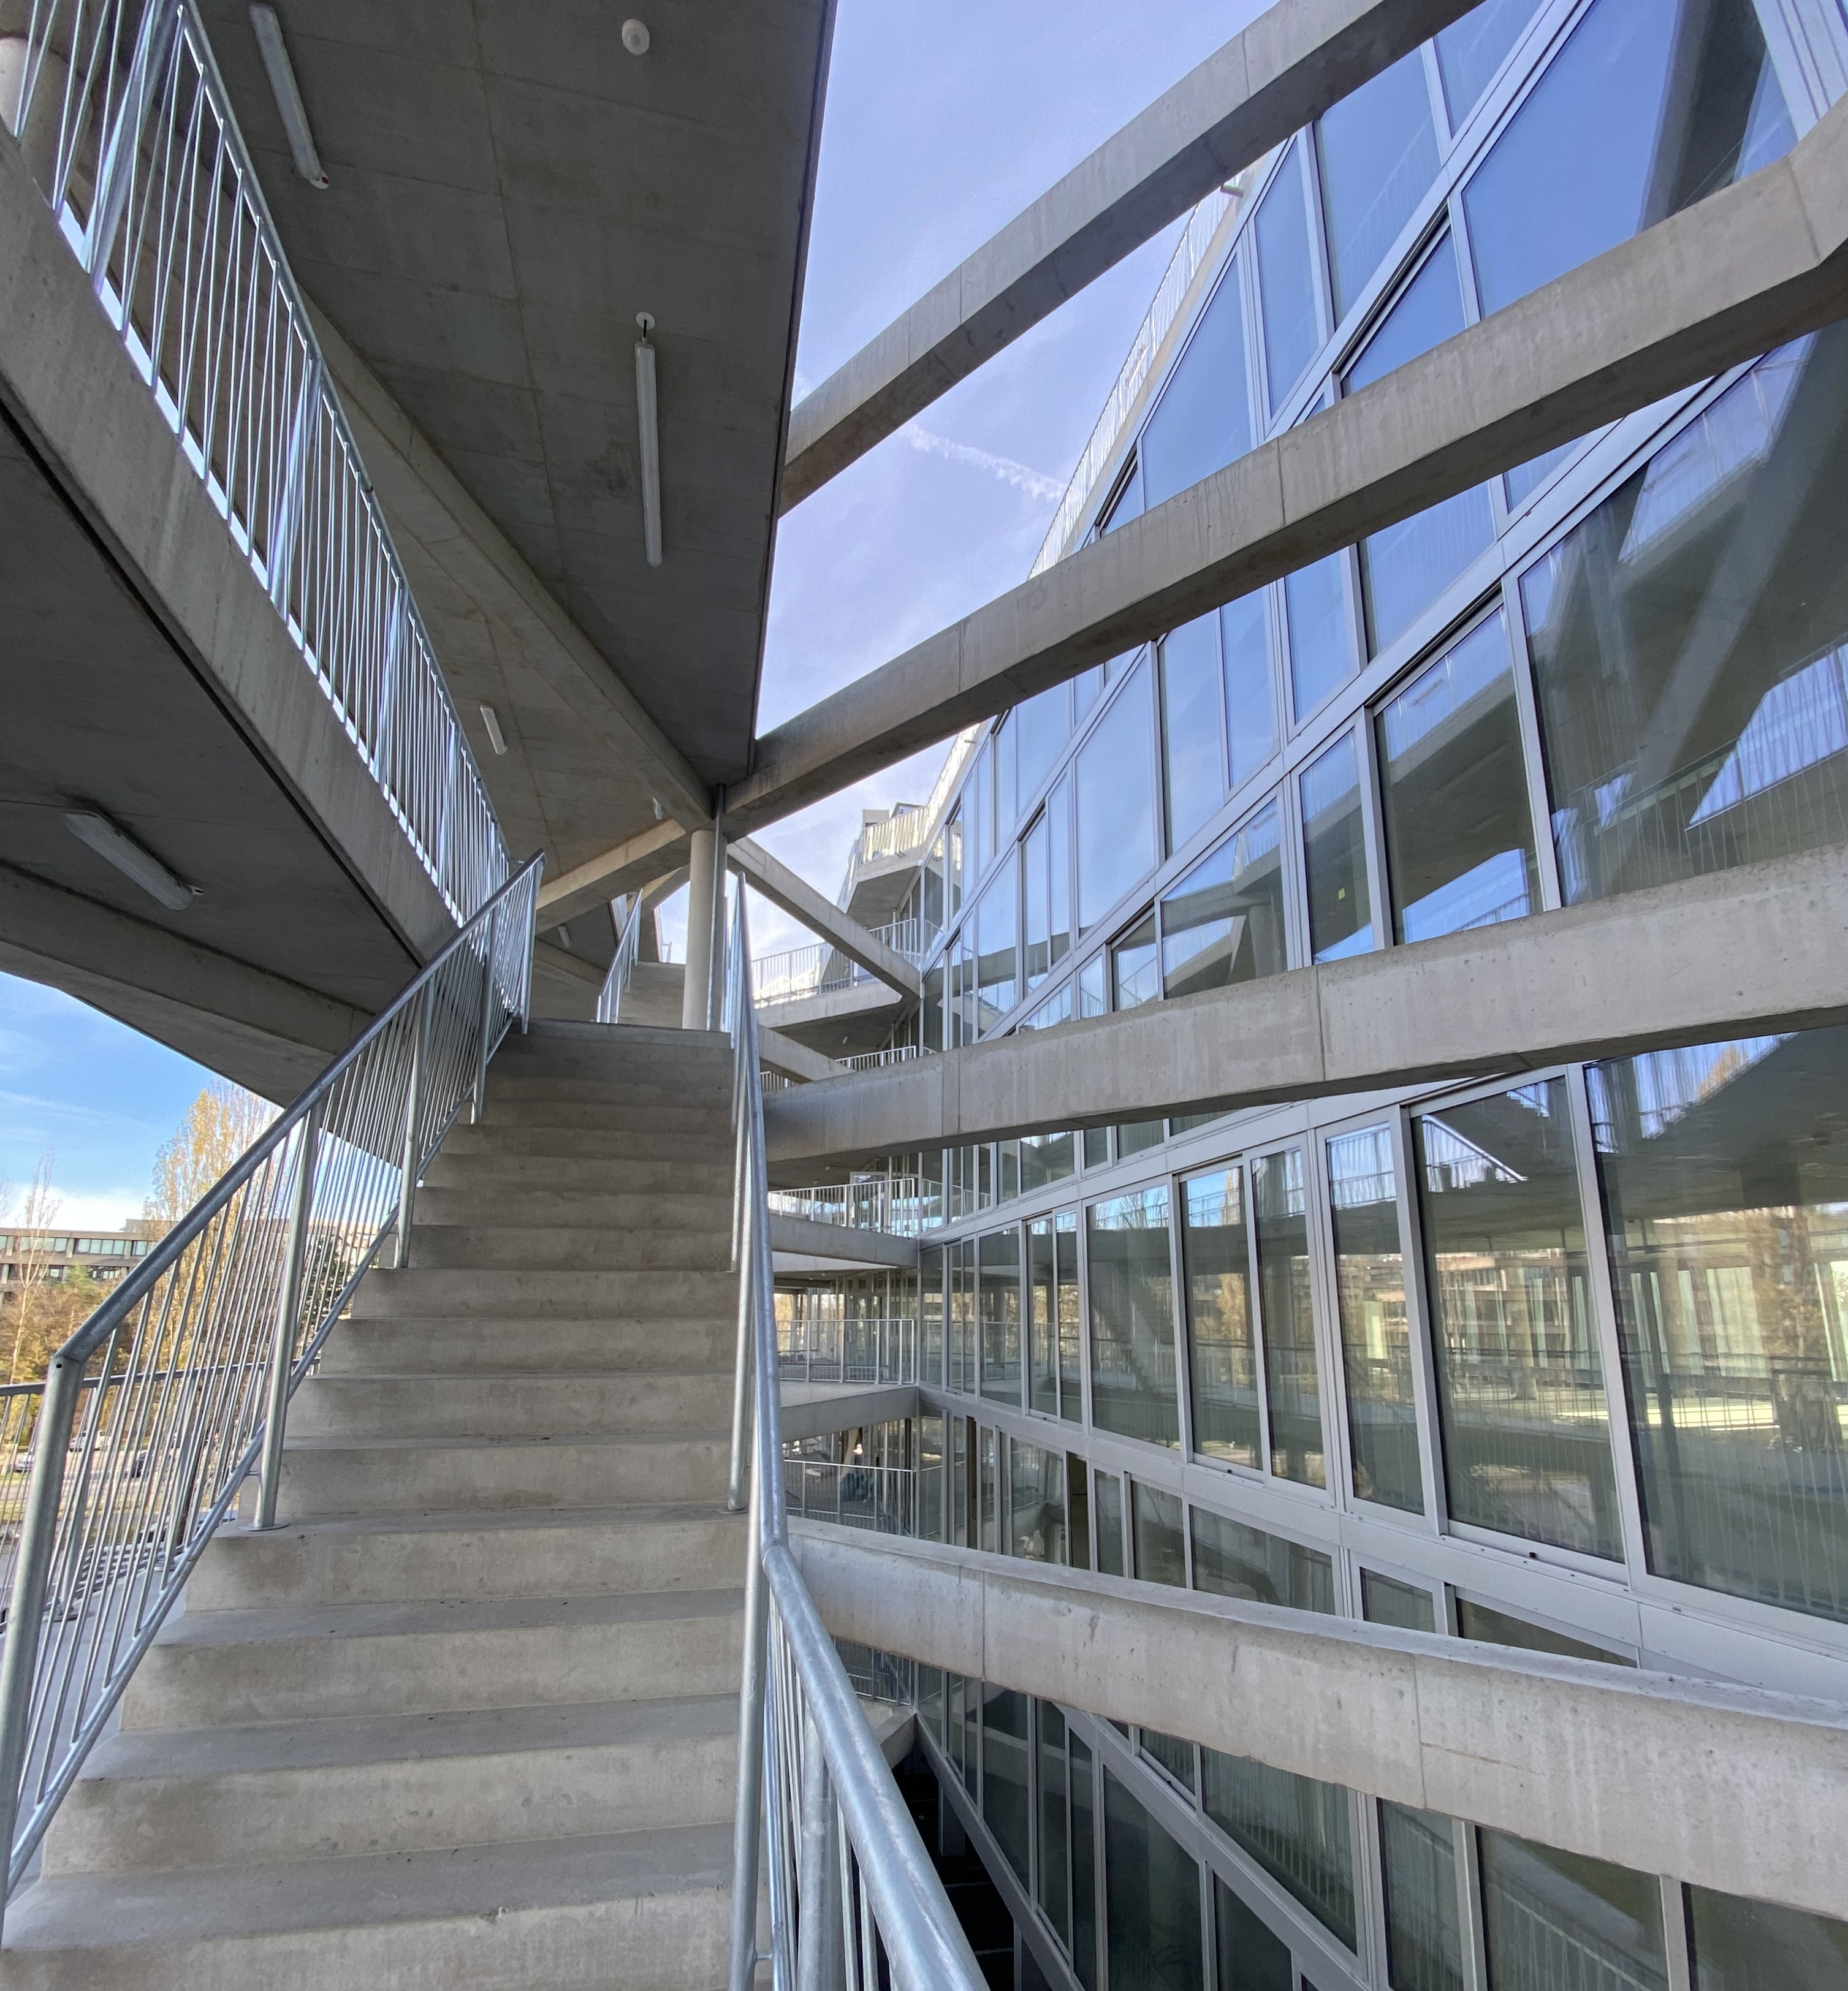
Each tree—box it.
[4,1151,69,1383]
[145,1080,276,1230]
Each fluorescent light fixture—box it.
[553,925,574,951]
[66,811,199,912]
[479,702,508,755]
[635,313,663,567]
[621,18,651,55]
[249,6,329,189]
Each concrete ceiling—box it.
[200,0,832,818]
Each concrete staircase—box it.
[619,962,686,1028]
[3,1022,747,1991]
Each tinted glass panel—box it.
[1040,1704,1071,1944]
[975,863,1017,1031]
[1133,1481,1187,1587]
[1255,144,1321,415]
[1215,1876,1292,1991]
[1222,593,1278,789]
[1301,734,1373,963]
[1378,612,1537,943]
[1255,1148,1324,1485]
[1114,912,1160,1010]
[1162,613,1226,852]
[982,1685,1032,1883]
[1456,1597,1629,1664]
[1192,1506,1335,1612]
[1073,1735,1099,1990]
[1182,1168,1262,1470]
[1077,661,1158,930]
[1024,814,1051,990]
[1049,775,1073,968]
[1416,1078,1622,1557]
[1162,800,1288,1001]
[1203,1750,1355,1947]
[1089,1188,1180,1447]
[1105,1772,1204,1991]
[1687,1885,1848,1990]
[1592,1027,1848,1623]
[1145,264,1253,507]
[1361,1569,1437,1632]
[1029,1218,1057,1415]
[1318,50,1439,320]
[1285,553,1353,721]
[1478,1831,1667,1991]
[1059,1213,1083,1421]
[1329,1125,1423,1511]
[922,1242,945,1387]
[1380,1803,1464,1991]
[1435,0,1538,124]
[1095,1469,1127,1576]
[980,1226,1021,1403]
[1011,1436,1066,1561]
[1526,336,1848,906]
[1463,0,1793,317]
[1018,681,1070,802]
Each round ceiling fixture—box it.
[620,18,650,55]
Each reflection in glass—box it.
[1223,593,1277,789]
[1119,1120,1165,1159]
[1286,553,1353,720]
[974,863,1017,1031]
[1010,1436,1065,1561]
[1029,1218,1058,1417]
[1161,800,1287,1001]
[1380,1803,1464,1991]
[1435,0,1539,124]
[1192,1507,1335,1612]
[1329,1126,1423,1511]
[979,1225,1021,1403]
[1301,734,1373,963]
[982,1686,1032,1883]
[1478,1831,1667,1991]
[1464,0,1792,319]
[1361,1569,1436,1632]
[1049,775,1073,969]
[1095,1468,1127,1576]
[1017,681,1070,801]
[1255,143,1321,415]
[1215,1877,1293,1991]
[1526,335,1848,906]
[1090,1188,1179,1447]
[1686,1883,1848,1989]
[1133,1481,1187,1587]
[1182,1169,1262,1470]
[1142,1727,1198,1794]
[1057,1213,1082,1419]
[1024,813,1051,990]
[1456,1597,1629,1664]
[1113,913,1160,1010]
[1255,1148,1324,1485]
[922,1242,945,1387]
[1145,261,1252,507]
[951,1237,976,1394]
[1039,1703,1071,1945]
[1077,660,1158,930]
[1415,1078,1622,1557]
[1203,1750,1355,1947]
[1317,50,1439,319]
[1072,1734,1098,1990]
[1105,1772,1205,1991]
[1591,1027,1848,1623]
[1378,612,1537,944]
[1162,613,1226,852]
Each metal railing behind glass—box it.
[753,920,924,1010]
[0,855,542,1906]
[6,0,508,919]
[776,1316,918,1387]
[595,895,644,1025]
[783,1460,915,1537]
[767,1179,923,1238]
[721,889,984,1991]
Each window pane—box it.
[980,1226,1021,1403]
[1119,1119,1165,1159]
[1077,661,1158,930]
[1222,593,1277,788]
[1022,1131,1076,1193]
[1435,0,1538,125]
[1329,1126,1423,1512]
[1145,262,1253,507]
[1029,1218,1058,1416]
[1182,1167,1262,1470]
[1049,775,1073,968]
[1463,0,1793,319]
[1192,1507,1335,1613]
[1059,1213,1083,1420]
[1024,814,1051,988]
[1073,1734,1099,1990]
[1161,800,1288,1001]
[1301,735,1373,963]
[1011,1436,1066,1561]
[1318,50,1439,320]
[1105,1772,1205,1991]
[1019,681,1070,801]
[1040,1704,1071,1945]
[1456,1597,1629,1665]
[975,862,1017,1031]
[1079,952,1108,1018]
[1255,1148,1325,1485]
[1526,335,1848,906]
[1132,1481,1187,1586]
[1361,1569,1436,1632]
[1202,1750,1356,1948]
[1415,1077,1622,1557]
[982,1685,1032,1884]
[951,1238,976,1392]
[979,1425,998,1551]
[973,743,993,879]
[1095,1468,1127,1575]
[1215,1876,1293,1991]
[1478,1831,1667,1991]
[1255,143,1321,415]
[1380,1803,1464,1991]
[1687,1884,1848,1990]
[1142,1727,1198,1793]
[1363,482,1496,658]
[922,1242,945,1387]
[1113,912,1160,1010]
[1592,1027,1848,1623]
[1162,613,1226,852]
[1089,1188,1180,1447]
[1345,233,1464,396]
[1285,553,1353,721]
[1378,612,1537,943]
[996,713,1019,841]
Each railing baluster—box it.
[254,1104,319,1529]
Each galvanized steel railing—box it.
[776,1314,918,1387]
[5,0,509,919]
[782,1460,916,1538]
[753,920,924,1010]
[594,895,645,1025]
[0,854,542,1907]
[767,1178,924,1239]
[721,888,983,1991]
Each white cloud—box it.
[900,423,1063,504]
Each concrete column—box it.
[680,827,727,1030]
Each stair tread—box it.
[217,1500,739,1542]
[281,1430,727,1452]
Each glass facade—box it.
[1329,1124,1423,1511]
[1182,1167,1263,1470]
[1089,1188,1180,1447]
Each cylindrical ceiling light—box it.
[634,311,662,568]
[249,6,329,188]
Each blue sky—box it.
[0,0,1254,1222]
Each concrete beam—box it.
[780,1383,921,1443]
[764,844,1848,1167]
[732,97,1848,833]
[758,980,907,1041]
[790,1527,1848,1921]
[731,837,921,997]
[758,1026,844,1084]
[537,822,693,929]
[767,1213,919,1269]
[780,0,1486,509]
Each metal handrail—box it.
[722,889,984,1990]
[776,1315,918,1387]
[595,895,645,1024]
[8,0,509,920]
[753,920,924,1011]
[0,852,543,1909]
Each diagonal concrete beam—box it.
[790,1526,1848,1920]
[781,0,1486,509]
[729,836,922,997]
[763,843,1848,1169]
[758,1025,845,1084]
[538,821,691,928]
[732,98,1848,833]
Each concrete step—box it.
[352,1267,737,1319]
[121,1588,743,1729]
[407,1224,729,1272]
[434,1124,731,1162]
[314,1314,736,1378]
[45,1694,738,1875]
[419,1150,734,1196]
[413,1186,731,1228]
[480,1098,731,1132]
[493,1031,728,1075]
[287,1371,732,1442]
[273,1431,728,1517]
[188,1507,746,1612]
[4,1822,732,1991]
[484,1074,735,1108]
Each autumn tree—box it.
[145,1080,277,1230]
[2,1153,107,1384]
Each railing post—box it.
[796,1705,846,1991]
[254,1105,320,1530]
[471,903,500,1124]
[726,1531,772,1990]
[396,981,434,1269]
[726,1146,756,1517]
[82,0,180,286]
